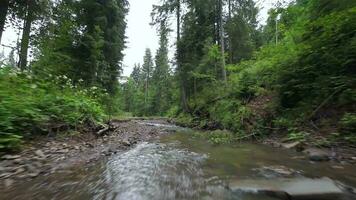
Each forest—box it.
[0,0,355,150]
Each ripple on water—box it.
[101,142,211,200]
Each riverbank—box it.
[171,117,356,166]
[0,119,173,188]
[2,117,355,190]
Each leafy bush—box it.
[339,113,356,134]
[193,130,235,145]
[0,67,106,151]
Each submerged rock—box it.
[229,177,346,200]
[260,166,298,177]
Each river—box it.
[2,122,356,200]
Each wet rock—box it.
[304,148,330,162]
[351,157,356,161]
[13,158,24,164]
[122,139,131,146]
[34,150,46,158]
[331,165,344,170]
[291,156,306,160]
[85,142,94,148]
[2,155,21,160]
[28,172,40,178]
[271,142,282,148]
[282,141,304,152]
[25,164,37,172]
[0,173,13,179]
[257,166,298,177]
[55,149,69,154]
[14,167,26,174]
[32,156,46,161]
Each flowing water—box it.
[2,123,356,200]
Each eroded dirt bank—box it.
[0,119,173,188]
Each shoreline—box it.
[0,119,172,188]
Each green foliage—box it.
[193,130,235,145]
[163,0,356,143]
[339,113,356,134]
[286,129,309,142]
[32,0,129,95]
[0,68,106,151]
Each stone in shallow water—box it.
[229,177,346,200]
[304,148,330,162]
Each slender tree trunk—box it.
[0,0,9,43]
[228,0,233,64]
[145,68,150,115]
[176,0,189,112]
[19,4,33,71]
[219,0,227,82]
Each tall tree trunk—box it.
[176,0,189,112]
[145,66,150,115]
[219,0,227,82]
[19,4,33,71]
[0,0,9,43]
[228,0,233,64]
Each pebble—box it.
[25,164,37,172]
[34,150,46,158]
[122,140,131,146]
[331,166,344,170]
[13,158,24,164]
[14,167,26,174]
[28,172,40,178]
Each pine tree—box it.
[141,48,154,114]
[152,21,172,114]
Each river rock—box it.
[256,166,297,177]
[14,167,26,174]
[304,148,330,162]
[331,165,344,170]
[0,173,13,179]
[282,141,304,152]
[13,158,24,164]
[122,139,131,146]
[25,164,37,172]
[27,172,40,178]
[2,155,21,160]
[34,150,46,158]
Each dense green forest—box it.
[0,0,355,150]
[123,0,356,144]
